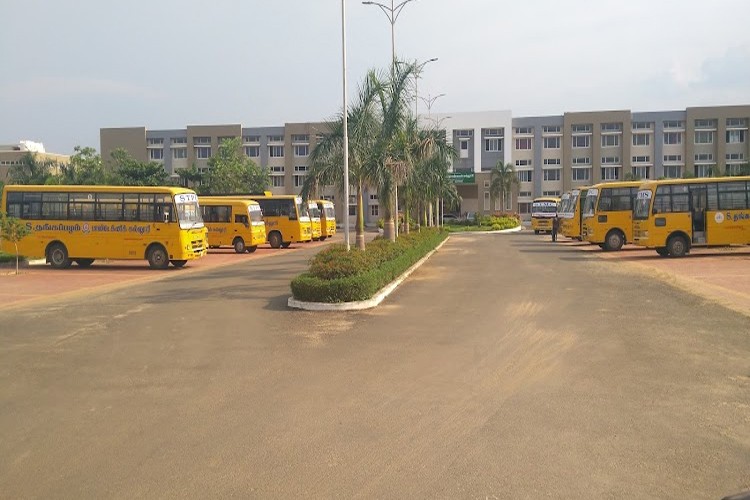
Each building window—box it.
[543,136,560,149]
[602,156,620,165]
[515,126,533,134]
[147,138,164,146]
[726,153,745,162]
[695,153,714,162]
[663,120,684,129]
[572,168,590,181]
[602,135,620,147]
[294,144,309,157]
[172,148,187,159]
[483,180,490,188]
[572,157,590,166]
[484,191,490,210]
[632,122,652,130]
[632,155,651,164]
[632,166,650,179]
[268,135,284,142]
[515,159,531,167]
[515,138,532,150]
[517,171,532,183]
[370,204,379,217]
[149,149,164,160]
[542,190,560,197]
[459,140,470,158]
[663,165,682,178]
[572,135,590,148]
[664,154,682,163]
[294,175,306,187]
[543,169,561,181]
[571,124,592,133]
[601,167,621,180]
[456,130,473,137]
[245,146,260,157]
[292,134,309,143]
[727,130,746,144]
[272,176,285,187]
[694,165,715,178]
[196,146,211,159]
[171,137,187,145]
[519,191,532,198]
[193,136,211,145]
[518,202,531,214]
[243,135,260,143]
[485,138,502,152]
[664,132,682,144]
[632,133,650,146]
[543,158,561,165]
[694,119,717,129]
[601,123,622,132]
[694,131,714,144]
[543,125,561,133]
[269,145,284,157]
[294,165,309,173]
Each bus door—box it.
[689,184,707,244]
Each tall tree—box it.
[55,146,107,185]
[109,148,169,186]
[201,138,269,194]
[177,164,204,189]
[8,152,57,185]
[303,70,382,250]
[489,161,519,214]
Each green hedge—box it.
[291,228,448,303]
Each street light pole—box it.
[363,0,416,240]
[341,0,350,251]
[414,58,437,119]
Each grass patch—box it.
[291,228,448,303]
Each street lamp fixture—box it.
[414,57,438,117]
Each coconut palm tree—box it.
[302,70,381,250]
[489,160,519,214]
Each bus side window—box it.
[235,214,249,226]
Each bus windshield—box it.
[297,198,309,221]
[175,193,204,229]
[308,204,321,218]
[323,205,335,218]
[633,190,652,220]
[248,204,263,223]
[582,189,598,217]
[531,201,557,216]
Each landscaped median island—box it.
[443,213,521,233]
[288,228,449,310]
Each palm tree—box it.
[489,161,519,215]
[303,70,381,250]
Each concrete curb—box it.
[287,236,452,311]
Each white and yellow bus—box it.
[306,200,323,241]
[1,185,207,269]
[244,194,312,248]
[531,196,559,234]
[560,186,589,240]
[199,197,266,253]
[315,199,336,239]
[581,181,640,250]
[633,176,750,257]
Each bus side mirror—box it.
[163,213,170,223]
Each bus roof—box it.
[2,184,196,195]
[637,175,750,189]
[586,180,643,190]
[198,196,260,206]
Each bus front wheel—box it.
[268,232,282,249]
[667,235,689,258]
[233,238,246,254]
[604,230,624,251]
[246,246,257,253]
[147,245,169,269]
[75,258,94,267]
[48,243,72,269]
[170,260,187,268]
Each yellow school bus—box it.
[633,176,750,257]
[560,186,589,240]
[315,199,336,238]
[244,194,312,248]
[306,200,323,241]
[199,197,266,253]
[581,181,641,250]
[531,196,559,234]
[1,185,207,269]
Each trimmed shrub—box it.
[291,228,448,303]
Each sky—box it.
[1,0,749,154]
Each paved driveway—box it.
[0,232,748,498]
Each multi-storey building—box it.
[100,104,750,226]
[0,141,69,183]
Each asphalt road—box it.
[0,232,748,499]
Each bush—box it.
[291,228,448,303]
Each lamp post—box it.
[418,92,444,227]
[363,0,416,240]
[341,0,350,250]
[419,92,445,121]
[414,58,438,119]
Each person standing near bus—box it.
[551,216,559,242]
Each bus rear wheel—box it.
[246,246,257,253]
[268,232,282,249]
[281,242,291,248]
[147,245,169,269]
[233,238,246,253]
[667,235,689,258]
[655,247,669,257]
[48,243,72,269]
[75,258,94,267]
[170,260,187,268]
[604,230,624,251]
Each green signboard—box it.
[448,172,475,184]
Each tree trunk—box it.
[356,183,366,250]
